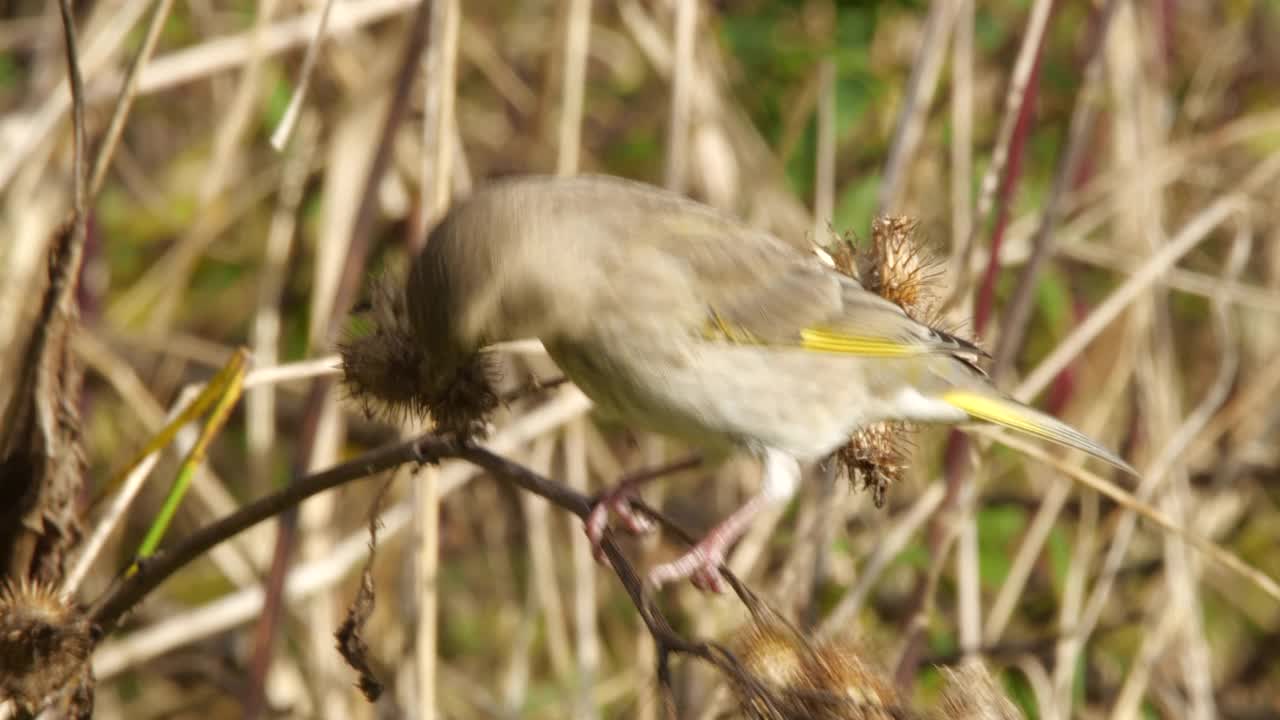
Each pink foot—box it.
[648,543,728,593]
[646,491,774,594]
[585,490,655,562]
[583,455,703,563]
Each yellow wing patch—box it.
[703,311,930,359]
[702,309,762,345]
[798,327,920,357]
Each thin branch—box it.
[58,0,87,266]
[971,43,1043,337]
[88,0,176,198]
[897,3,1051,683]
[564,420,600,720]
[91,390,595,677]
[0,0,93,579]
[813,58,836,240]
[1013,195,1252,402]
[89,433,460,634]
[327,1,434,333]
[0,0,152,193]
[950,0,973,267]
[974,428,1280,604]
[86,430,742,703]
[416,0,460,240]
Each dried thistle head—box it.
[339,270,498,438]
[821,216,963,503]
[857,216,942,322]
[731,618,809,695]
[726,616,818,720]
[0,578,93,715]
[821,224,862,279]
[836,421,914,508]
[802,638,901,719]
[726,612,903,720]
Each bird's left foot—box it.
[585,489,655,562]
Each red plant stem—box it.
[241,3,435,716]
[893,17,1049,690]
[973,54,1043,337]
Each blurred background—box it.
[1,0,1278,718]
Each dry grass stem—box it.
[556,0,591,177]
[663,0,696,193]
[877,0,957,214]
[86,0,174,198]
[268,0,336,151]
[976,428,1280,603]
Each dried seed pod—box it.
[727,616,824,719]
[855,216,943,322]
[339,271,498,438]
[727,613,903,720]
[731,619,809,694]
[836,421,914,508]
[801,638,901,720]
[823,216,956,502]
[0,578,93,715]
[725,603,1023,720]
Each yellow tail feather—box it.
[941,390,1137,475]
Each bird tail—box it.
[940,389,1137,475]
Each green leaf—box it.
[833,172,881,232]
[977,505,1028,589]
[1034,265,1072,336]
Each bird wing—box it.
[678,228,981,360]
[798,280,987,360]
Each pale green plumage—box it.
[406,174,1134,476]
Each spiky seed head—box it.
[836,421,914,508]
[858,216,942,321]
[0,578,92,714]
[339,271,498,438]
[802,639,900,719]
[726,617,818,719]
[822,224,862,279]
[820,216,968,504]
[727,613,904,720]
[731,619,809,691]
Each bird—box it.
[380,173,1135,591]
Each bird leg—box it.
[586,476,655,560]
[647,449,801,593]
[585,454,702,562]
[647,493,768,592]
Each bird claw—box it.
[647,544,727,593]
[585,492,655,562]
